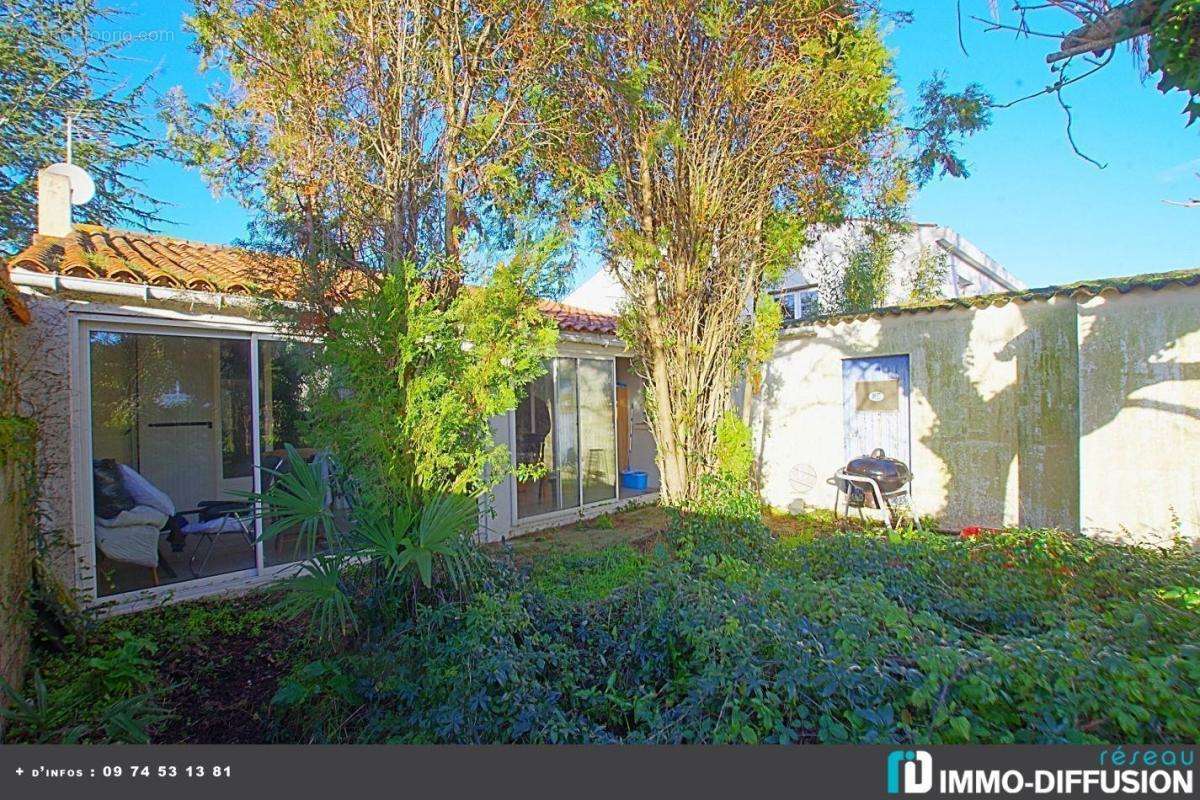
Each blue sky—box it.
[91,1,1197,290]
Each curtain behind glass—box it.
[89,331,254,596]
[515,366,555,518]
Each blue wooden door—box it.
[842,355,910,465]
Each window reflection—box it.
[259,339,333,566]
[515,358,616,518]
[89,331,255,596]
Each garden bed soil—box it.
[148,595,305,743]
[489,504,670,563]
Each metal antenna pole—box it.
[66,114,74,165]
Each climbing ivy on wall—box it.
[0,415,37,708]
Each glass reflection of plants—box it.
[261,341,321,452]
[220,341,254,479]
[259,341,330,567]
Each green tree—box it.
[907,245,950,304]
[0,0,164,251]
[538,1,986,507]
[165,0,570,284]
[827,231,896,314]
[166,0,570,503]
[166,0,574,629]
[312,249,558,503]
[540,0,902,506]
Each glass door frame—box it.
[76,314,306,603]
[514,354,619,521]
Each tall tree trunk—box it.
[644,304,689,505]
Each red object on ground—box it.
[959,526,1002,539]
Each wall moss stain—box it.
[757,285,1196,541]
[8,295,77,596]
[0,416,36,465]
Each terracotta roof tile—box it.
[1,262,31,325]
[8,225,620,336]
[536,299,618,335]
[9,225,300,296]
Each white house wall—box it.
[564,223,1025,316]
[11,286,652,608]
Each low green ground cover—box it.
[2,593,303,743]
[5,510,1198,744]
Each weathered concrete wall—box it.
[9,294,82,597]
[482,412,516,543]
[755,286,1198,543]
[755,297,1080,531]
[1077,285,1200,544]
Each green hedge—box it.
[272,516,1200,744]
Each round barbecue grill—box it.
[830,449,913,529]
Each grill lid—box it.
[844,448,912,494]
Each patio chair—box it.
[93,460,269,583]
[181,452,327,578]
[196,449,344,573]
[93,459,174,585]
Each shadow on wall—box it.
[757,290,1200,535]
[922,297,1199,533]
[920,304,1079,530]
[1074,294,1200,541]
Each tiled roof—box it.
[1,262,31,324]
[8,225,619,336]
[9,225,306,298]
[788,267,1200,329]
[536,299,617,335]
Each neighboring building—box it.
[564,222,1026,321]
[752,269,1200,546]
[6,169,656,612]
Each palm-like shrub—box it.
[253,445,482,643]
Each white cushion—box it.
[116,464,175,518]
[94,524,161,568]
[96,505,169,530]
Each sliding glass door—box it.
[578,359,617,504]
[85,323,327,597]
[554,359,580,513]
[88,330,256,595]
[515,357,616,519]
[258,338,327,566]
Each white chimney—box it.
[37,167,72,237]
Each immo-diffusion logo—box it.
[887,750,933,794]
[884,747,1195,796]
